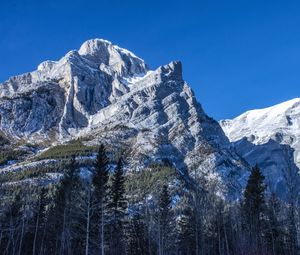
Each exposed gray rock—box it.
[0,39,249,198]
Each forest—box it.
[0,144,299,255]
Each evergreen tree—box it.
[2,189,23,255]
[91,144,109,255]
[82,179,93,255]
[157,185,172,255]
[108,157,127,255]
[242,165,266,252]
[177,205,196,255]
[2,146,300,255]
[47,156,81,255]
[286,201,298,255]
[126,213,148,255]
[32,187,48,255]
[265,193,285,255]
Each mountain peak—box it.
[0,39,249,199]
[78,38,112,57]
[220,98,300,199]
[220,98,300,145]
[77,38,148,78]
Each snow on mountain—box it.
[0,39,148,141]
[220,98,300,199]
[0,38,249,198]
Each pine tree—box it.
[242,165,266,252]
[32,187,48,255]
[108,157,127,255]
[157,185,172,255]
[177,205,196,255]
[91,144,109,255]
[2,189,23,255]
[265,193,285,255]
[286,201,298,255]
[47,156,81,255]
[83,179,92,255]
[126,213,148,255]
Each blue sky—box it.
[1,0,299,119]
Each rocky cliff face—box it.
[0,39,248,198]
[0,39,148,141]
[220,98,300,199]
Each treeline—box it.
[0,145,299,255]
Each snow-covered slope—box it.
[0,39,249,198]
[220,98,300,199]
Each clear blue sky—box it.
[1,0,299,119]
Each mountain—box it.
[0,39,248,198]
[1,39,299,255]
[220,98,300,199]
[0,39,148,141]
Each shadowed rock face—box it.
[0,82,65,139]
[0,39,249,198]
[220,98,300,199]
[230,138,300,200]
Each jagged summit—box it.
[0,39,249,198]
[0,39,186,140]
[78,38,148,76]
[79,39,143,61]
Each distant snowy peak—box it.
[220,98,300,199]
[220,98,300,145]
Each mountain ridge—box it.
[0,38,249,199]
[220,98,300,198]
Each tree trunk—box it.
[18,213,25,255]
[101,198,105,255]
[32,197,41,255]
[85,185,91,255]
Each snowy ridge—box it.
[221,98,300,145]
[220,98,300,166]
[220,98,300,198]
